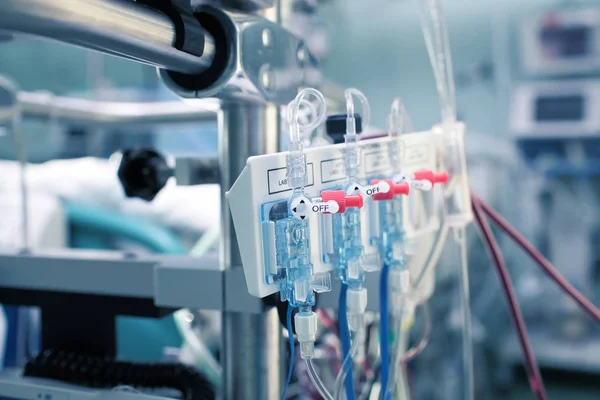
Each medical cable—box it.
[473,194,600,323]
[378,262,391,398]
[338,284,357,399]
[471,197,547,400]
[281,305,295,400]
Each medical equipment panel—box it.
[226,131,440,298]
[522,8,600,76]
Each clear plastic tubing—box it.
[333,332,360,400]
[456,226,475,400]
[287,88,327,194]
[305,358,334,400]
[343,88,370,182]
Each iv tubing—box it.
[456,227,474,400]
[305,358,334,400]
[473,194,600,323]
[333,332,361,400]
[413,223,449,289]
[472,197,547,400]
[385,305,405,399]
[287,88,327,194]
[401,302,431,363]
[388,301,432,396]
[344,88,369,182]
[338,284,356,400]
[379,262,391,397]
[281,305,295,400]
[417,0,456,123]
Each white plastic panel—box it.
[227,130,440,298]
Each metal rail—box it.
[18,91,218,126]
[0,0,214,74]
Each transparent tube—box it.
[413,222,450,289]
[286,88,327,193]
[305,358,334,400]
[401,302,431,363]
[344,88,371,132]
[387,303,432,398]
[343,88,369,182]
[456,226,474,400]
[333,332,360,400]
[173,309,222,386]
[417,0,456,124]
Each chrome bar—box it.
[219,102,283,400]
[18,92,218,126]
[0,0,214,74]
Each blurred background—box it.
[1,0,599,399]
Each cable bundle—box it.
[24,349,216,400]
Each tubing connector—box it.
[347,287,368,332]
[295,311,318,359]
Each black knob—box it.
[117,148,172,201]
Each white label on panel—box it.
[267,163,314,195]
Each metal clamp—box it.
[161,6,321,104]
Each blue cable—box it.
[338,283,356,400]
[379,262,391,399]
[281,305,295,400]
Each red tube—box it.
[472,194,600,323]
[471,196,547,400]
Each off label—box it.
[312,204,331,212]
[320,158,345,183]
[267,163,314,195]
[404,144,430,165]
[363,151,389,174]
[364,185,381,196]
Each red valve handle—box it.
[321,190,364,213]
[413,170,449,185]
[371,179,410,201]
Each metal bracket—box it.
[160,5,321,104]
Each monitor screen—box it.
[540,25,591,58]
[535,95,585,122]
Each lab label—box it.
[321,158,345,183]
[267,163,314,194]
[404,144,430,166]
[363,151,388,174]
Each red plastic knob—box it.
[321,190,364,213]
[413,170,449,185]
[371,179,410,201]
[394,182,410,196]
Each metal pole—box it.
[17,92,218,127]
[219,101,281,400]
[0,0,214,74]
